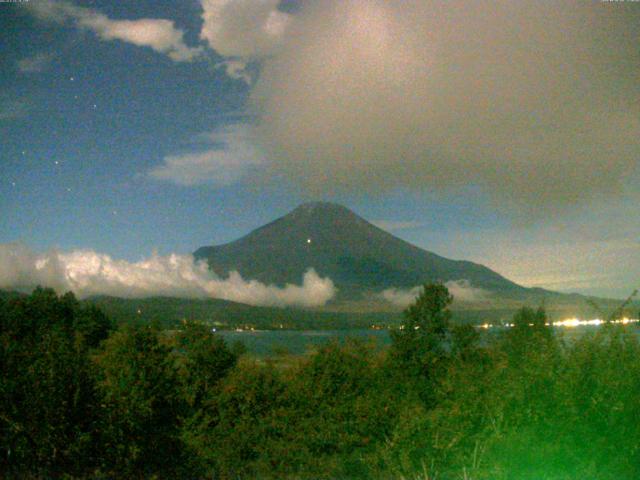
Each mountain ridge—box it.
[194,202,527,303]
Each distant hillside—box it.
[81,295,586,329]
[84,295,401,330]
[195,202,526,303]
[2,288,636,329]
[83,293,639,328]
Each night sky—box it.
[1,0,639,299]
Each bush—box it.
[0,288,108,477]
[3,285,640,479]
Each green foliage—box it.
[170,321,238,409]
[389,283,453,404]
[504,306,553,351]
[290,340,395,461]
[3,286,640,479]
[74,304,113,348]
[91,320,239,477]
[93,323,188,477]
[86,294,401,330]
[0,288,109,477]
[182,338,405,479]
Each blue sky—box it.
[1,1,638,298]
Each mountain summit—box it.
[194,202,524,300]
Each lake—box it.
[219,322,640,356]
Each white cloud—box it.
[379,286,421,308]
[0,243,68,292]
[148,125,264,186]
[17,52,55,73]
[0,243,336,308]
[200,0,290,57]
[26,0,293,73]
[445,280,489,303]
[27,1,202,62]
[380,280,488,308]
[199,0,292,80]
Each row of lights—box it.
[478,317,639,330]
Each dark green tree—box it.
[501,306,555,363]
[170,321,238,409]
[0,288,105,477]
[73,304,113,348]
[389,283,453,401]
[184,359,288,479]
[93,324,188,477]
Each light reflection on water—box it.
[478,317,640,330]
[219,319,640,356]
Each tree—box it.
[170,321,238,409]
[93,324,188,477]
[501,306,554,362]
[184,359,288,479]
[389,283,453,403]
[0,288,103,477]
[73,304,113,348]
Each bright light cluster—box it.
[477,317,639,330]
[553,317,639,328]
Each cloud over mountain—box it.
[27,1,640,219]
[0,243,335,308]
[249,0,640,217]
[381,280,488,308]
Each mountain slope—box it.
[194,202,525,300]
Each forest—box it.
[2,285,640,479]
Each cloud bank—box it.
[0,243,335,308]
[381,280,488,308]
[249,0,640,216]
[27,1,203,62]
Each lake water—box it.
[219,323,640,356]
